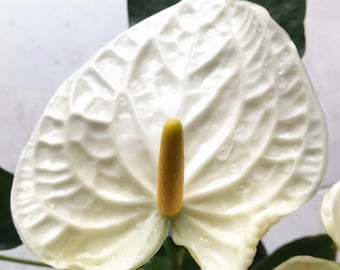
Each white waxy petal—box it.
[273,256,340,270]
[171,1,326,270]
[321,180,340,248]
[11,72,169,270]
[11,0,327,269]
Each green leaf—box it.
[249,241,267,270]
[0,220,22,250]
[181,248,200,270]
[249,0,306,56]
[139,237,200,270]
[142,257,173,270]
[128,0,180,26]
[0,167,22,249]
[253,235,337,270]
[127,0,306,56]
[0,254,50,268]
[141,237,267,270]
[0,168,13,225]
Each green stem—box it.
[0,254,50,268]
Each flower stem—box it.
[0,254,50,268]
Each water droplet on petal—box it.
[280,50,289,62]
[238,184,246,192]
[216,140,234,162]
[129,79,145,95]
[278,76,287,91]
[277,68,284,75]
[264,59,272,68]
[322,208,331,218]
[118,96,128,108]
[47,200,56,209]
[231,163,241,175]
[199,236,209,243]
[251,166,267,183]
[136,221,144,229]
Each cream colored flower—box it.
[321,181,340,248]
[11,0,326,269]
[274,256,340,270]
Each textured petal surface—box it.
[321,181,340,248]
[170,1,327,270]
[273,256,340,270]
[11,70,169,269]
[11,0,326,269]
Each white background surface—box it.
[0,0,339,269]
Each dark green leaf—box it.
[0,167,22,249]
[142,257,173,270]
[141,238,268,270]
[0,220,22,250]
[253,235,337,270]
[181,248,200,270]
[249,0,306,56]
[127,0,305,56]
[161,237,201,270]
[139,237,200,270]
[248,241,267,270]
[128,0,180,26]
[0,168,13,225]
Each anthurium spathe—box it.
[273,256,340,270]
[11,0,327,269]
[321,181,340,249]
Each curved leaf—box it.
[141,239,266,270]
[128,0,180,26]
[254,235,337,270]
[0,167,22,249]
[250,0,306,56]
[249,241,267,270]
[140,237,200,270]
[142,257,173,270]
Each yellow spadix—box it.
[157,118,184,217]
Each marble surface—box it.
[0,0,339,269]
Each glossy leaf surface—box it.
[141,238,265,270]
[250,0,306,56]
[140,237,199,270]
[0,167,22,249]
[254,235,337,270]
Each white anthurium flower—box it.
[273,256,340,270]
[11,0,327,269]
[321,180,340,248]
